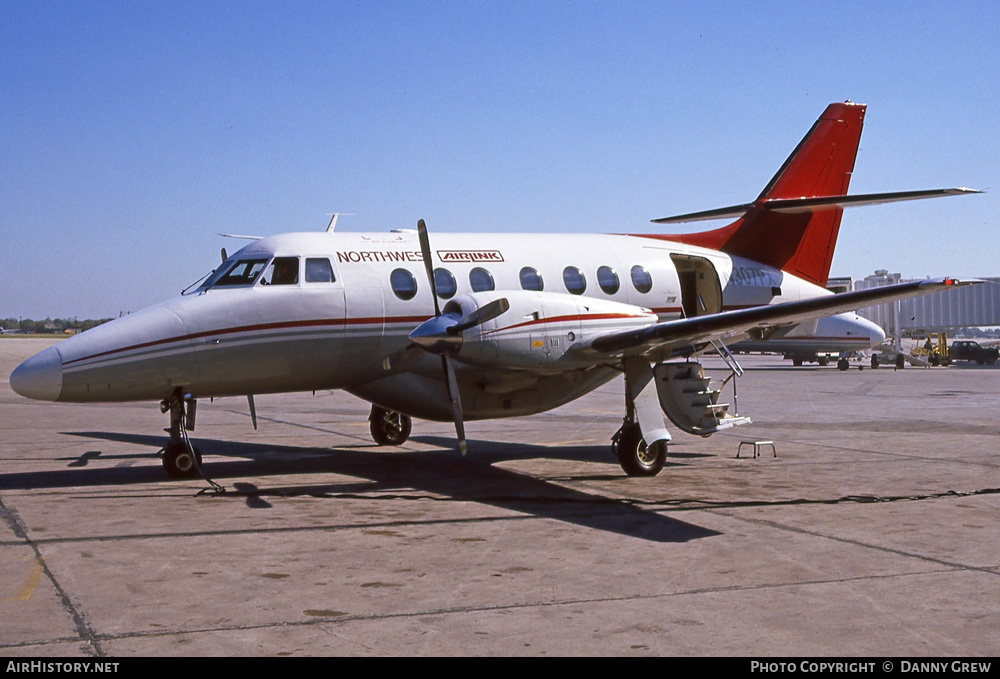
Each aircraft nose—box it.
[868,319,886,347]
[10,345,63,401]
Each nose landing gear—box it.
[160,390,221,492]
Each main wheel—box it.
[163,441,202,478]
[614,423,667,477]
[369,406,412,445]
[837,358,849,371]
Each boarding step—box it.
[653,361,751,436]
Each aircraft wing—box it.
[585,278,974,356]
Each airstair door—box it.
[670,254,723,318]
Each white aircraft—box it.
[10,101,979,479]
[732,312,885,368]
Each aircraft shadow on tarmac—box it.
[0,431,719,544]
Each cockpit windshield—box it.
[260,257,299,285]
[202,258,269,288]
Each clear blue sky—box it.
[2,0,997,319]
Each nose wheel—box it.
[163,441,203,478]
[369,405,412,445]
[159,390,222,491]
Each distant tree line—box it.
[1,317,112,334]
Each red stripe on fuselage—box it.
[483,312,654,336]
[61,315,431,368]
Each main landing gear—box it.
[160,390,203,479]
[612,419,668,477]
[369,405,412,445]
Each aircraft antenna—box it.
[326,213,354,232]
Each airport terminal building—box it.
[829,272,1000,336]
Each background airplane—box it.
[10,102,979,480]
[732,312,884,367]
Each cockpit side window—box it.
[209,258,269,287]
[261,257,299,285]
[305,258,335,283]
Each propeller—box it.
[409,219,509,455]
[408,297,510,352]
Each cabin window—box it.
[261,257,299,285]
[519,267,544,291]
[597,266,619,294]
[305,258,335,283]
[630,265,653,294]
[469,267,495,292]
[390,268,418,300]
[563,266,586,295]
[211,258,269,287]
[434,268,457,299]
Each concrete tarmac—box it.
[1,338,997,656]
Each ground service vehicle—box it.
[949,340,998,365]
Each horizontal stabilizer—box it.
[652,188,981,223]
[762,187,982,214]
[652,204,753,224]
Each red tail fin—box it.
[648,102,867,287]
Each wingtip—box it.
[920,277,982,289]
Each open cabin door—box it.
[670,254,723,318]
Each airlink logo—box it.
[437,250,504,263]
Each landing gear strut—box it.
[612,420,667,477]
[160,390,205,480]
[369,405,412,445]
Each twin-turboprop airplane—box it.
[10,101,980,479]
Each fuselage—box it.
[10,230,873,419]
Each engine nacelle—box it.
[445,290,656,371]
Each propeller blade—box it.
[247,394,258,430]
[415,218,468,455]
[416,219,441,317]
[451,297,510,334]
[442,355,467,455]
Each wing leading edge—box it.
[586,278,976,357]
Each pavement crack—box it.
[616,486,1000,511]
[0,496,105,657]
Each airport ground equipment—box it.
[948,340,998,365]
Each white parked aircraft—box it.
[732,312,885,368]
[10,102,979,478]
